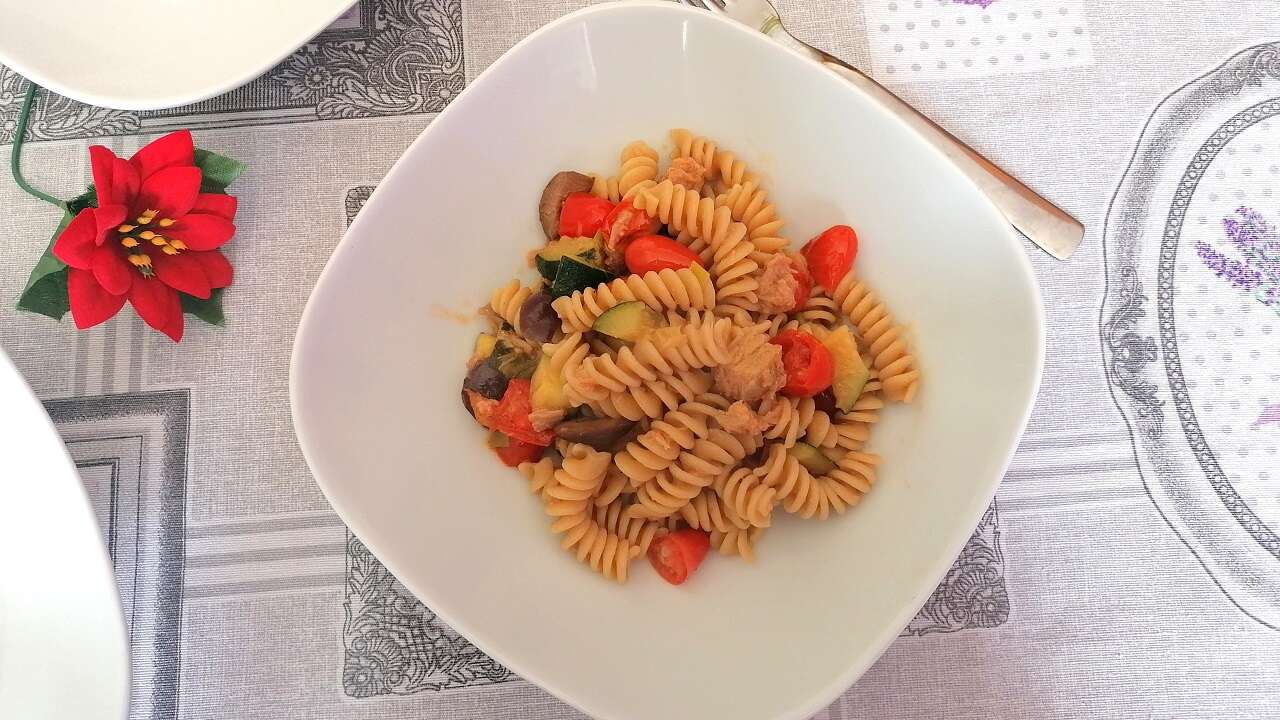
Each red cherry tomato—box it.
[495,438,547,467]
[558,193,615,238]
[770,330,836,398]
[789,262,813,313]
[625,235,702,274]
[801,224,859,290]
[647,529,711,585]
[602,200,660,250]
[491,379,555,445]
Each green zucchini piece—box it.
[551,256,612,298]
[535,235,603,282]
[494,349,538,379]
[592,301,662,342]
[789,442,837,475]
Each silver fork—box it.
[678,0,1084,261]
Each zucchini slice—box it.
[592,301,662,342]
[788,442,837,475]
[535,235,603,282]
[551,256,613,298]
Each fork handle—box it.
[816,58,1083,260]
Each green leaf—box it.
[16,209,75,320]
[17,267,70,319]
[66,186,96,214]
[193,148,245,194]
[181,288,225,326]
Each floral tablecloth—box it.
[1,2,1278,718]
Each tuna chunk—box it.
[756,253,801,314]
[665,157,707,193]
[712,331,785,404]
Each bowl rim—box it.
[290,2,1047,718]
[0,0,354,111]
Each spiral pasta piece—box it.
[630,427,761,519]
[669,129,758,190]
[669,128,717,171]
[565,348,660,400]
[715,181,785,262]
[715,467,777,528]
[614,396,725,486]
[711,147,757,190]
[582,369,712,421]
[546,443,612,507]
[754,443,831,520]
[518,457,557,500]
[540,445,634,582]
[761,396,816,448]
[551,267,717,333]
[829,274,920,403]
[590,174,620,203]
[595,500,667,556]
[594,466,629,507]
[823,450,881,496]
[617,140,660,198]
[554,514,635,582]
[541,330,588,384]
[679,488,748,533]
[632,310,736,375]
[489,280,533,333]
[633,184,759,305]
[709,526,765,562]
[800,406,840,449]
[796,287,841,328]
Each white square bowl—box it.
[290,3,1044,719]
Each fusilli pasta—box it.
[551,266,717,333]
[709,526,765,562]
[462,129,923,584]
[489,279,534,333]
[614,395,726,485]
[580,369,713,421]
[829,274,920,403]
[715,181,785,263]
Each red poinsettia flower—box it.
[52,130,236,341]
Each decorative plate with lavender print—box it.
[1101,42,1280,629]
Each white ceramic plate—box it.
[0,0,354,110]
[0,348,129,720]
[290,3,1044,719]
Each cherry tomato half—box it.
[789,261,813,313]
[495,438,547,467]
[491,379,555,446]
[602,199,661,250]
[558,193,615,238]
[647,529,711,585]
[801,224,859,290]
[770,330,836,398]
[625,235,702,274]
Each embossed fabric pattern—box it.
[1,2,1278,719]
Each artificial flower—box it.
[51,130,236,341]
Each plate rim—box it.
[1098,40,1280,631]
[0,348,130,720]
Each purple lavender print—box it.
[951,0,1000,6]
[1198,207,1280,315]
[1254,404,1280,430]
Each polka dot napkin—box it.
[861,0,1094,81]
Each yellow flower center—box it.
[116,209,182,277]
